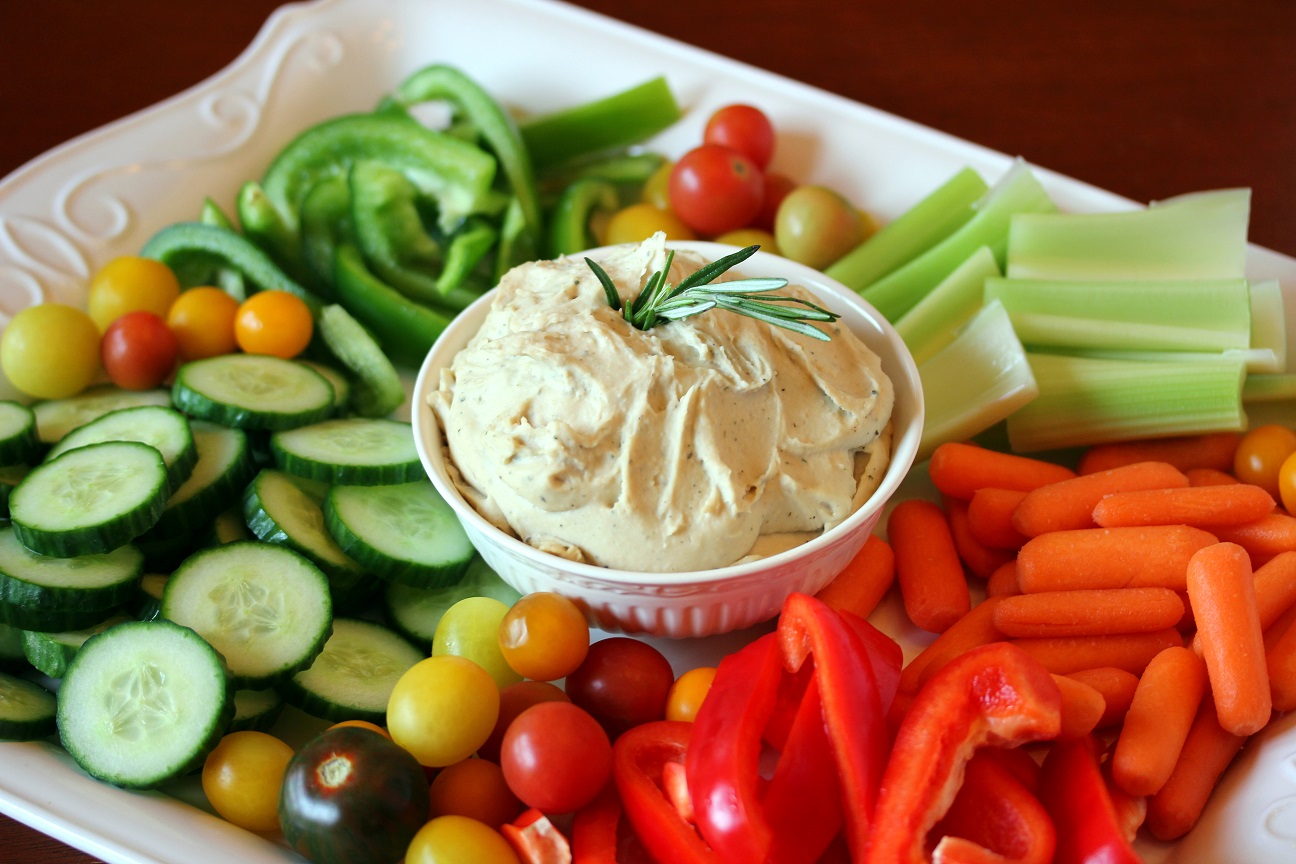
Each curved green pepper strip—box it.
[300,175,354,292]
[437,218,498,296]
[200,197,238,232]
[331,243,452,369]
[520,77,681,173]
[197,198,247,300]
[546,178,619,258]
[237,180,313,288]
[494,197,537,282]
[537,151,667,204]
[395,64,543,241]
[349,161,444,300]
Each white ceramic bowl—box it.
[412,241,923,638]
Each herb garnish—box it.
[584,245,840,341]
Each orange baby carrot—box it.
[1185,467,1241,487]
[1187,542,1271,736]
[1011,460,1189,537]
[1011,628,1183,676]
[928,441,1077,500]
[942,495,1013,579]
[1111,646,1209,797]
[1145,700,1247,841]
[1065,667,1139,729]
[1213,512,1296,563]
[888,499,971,633]
[1051,673,1106,740]
[966,487,1030,550]
[815,533,896,620]
[1193,550,1296,653]
[1264,601,1296,654]
[1092,483,1276,530]
[1016,525,1218,593]
[985,560,1020,598]
[1078,431,1242,476]
[992,587,1185,638]
[1265,615,1296,711]
[897,597,1004,694]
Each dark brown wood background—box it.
[1,0,1293,861]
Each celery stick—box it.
[520,77,681,172]
[860,160,1056,323]
[825,167,988,292]
[1005,353,1246,452]
[1066,347,1278,375]
[1249,279,1286,374]
[917,300,1038,461]
[1006,188,1250,281]
[895,246,999,365]
[984,277,1251,353]
[1243,374,1296,403]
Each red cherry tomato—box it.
[704,104,776,169]
[499,701,611,814]
[100,310,180,390]
[668,144,764,237]
[477,680,570,763]
[564,637,675,738]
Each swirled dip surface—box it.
[431,236,894,572]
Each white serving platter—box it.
[1,0,1295,861]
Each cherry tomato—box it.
[1234,424,1296,498]
[713,228,779,256]
[387,655,500,767]
[0,303,100,399]
[434,596,523,688]
[234,290,314,358]
[167,286,239,360]
[775,185,866,270]
[604,203,697,245]
[201,731,294,833]
[642,160,674,210]
[498,592,590,682]
[328,719,391,739]
[405,815,520,864]
[428,757,523,827]
[754,172,796,233]
[100,310,179,391]
[1280,450,1296,515]
[665,666,717,723]
[87,256,181,332]
[668,144,764,237]
[478,680,571,763]
[704,104,776,169]
[500,701,611,814]
[564,637,675,737]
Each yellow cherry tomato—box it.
[167,287,239,360]
[387,655,500,767]
[201,731,294,833]
[775,185,865,270]
[434,597,523,689]
[234,290,314,358]
[665,666,717,722]
[604,203,697,246]
[87,256,181,332]
[1279,449,1296,515]
[1234,424,1296,498]
[713,228,779,256]
[405,815,520,864]
[642,161,674,210]
[0,303,100,399]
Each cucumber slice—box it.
[11,441,169,557]
[317,304,405,418]
[21,614,131,678]
[132,573,169,621]
[172,355,335,431]
[0,464,30,520]
[300,361,352,415]
[141,421,255,540]
[272,418,422,485]
[325,481,474,588]
[0,401,39,465]
[44,405,197,495]
[382,557,521,650]
[230,687,285,733]
[281,618,422,724]
[0,602,121,634]
[161,542,332,688]
[0,673,57,740]
[57,619,232,787]
[0,526,144,612]
[0,622,27,672]
[33,386,172,445]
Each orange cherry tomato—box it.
[1234,424,1296,498]
[665,666,717,723]
[167,286,239,360]
[234,290,314,358]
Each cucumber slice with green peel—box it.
[281,618,423,724]
[132,573,169,621]
[0,526,144,611]
[33,386,172,445]
[0,401,39,465]
[57,619,232,787]
[382,557,521,650]
[230,687,285,733]
[21,614,131,678]
[0,622,27,671]
[44,405,197,494]
[172,355,335,431]
[272,418,422,485]
[0,464,29,519]
[11,441,169,558]
[325,481,474,588]
[300,361,352,415]
[0,673,57,741]
[0,602,122,634]
[317,304,405,418]
[139,421,255,541]
[161,542,332,688]
[243,469,371,588]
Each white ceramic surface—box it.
[411,241,924,639]
[1,0,1295,861]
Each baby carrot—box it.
[1051,673,1106,740]
[1185,467,1240,487]
[966,488,1030,550]
[928,441,1077,500]
[1265,614,1296,712]
[1092,483,1275,529]
[897,597,1004,694]
[1011,460,1189,537]
[888,499,971,633]
[1145,700,1247,841]
[1065,667,1139,729]
[1192,550,1296,653]
[942,495,1013,579]
[1264,601,1296,654]
[1111,646,1209,797]
[992,587,1185,638]
[986,560,1020,598]
[815,534,895,620]
[1016,525,1218,593]
[1187,542,1271,736]
[1213,512,1296,563]
[1011,628,1183,676]
[1077,431,1242,476]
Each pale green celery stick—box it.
[1243,374,1296,403]
[826,166,988,291]
[1005,353,1246,452]
[860,160,1056,323]
[1006,188,1250,281]
[1065,347,1278,376]
[984,277,1251,353]
[917,300,1038,462]
[895,246,999,365]
[1249,279,1286,374]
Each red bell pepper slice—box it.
[503,809,573,864]
[1038,735,1142,864]
[866,641,1063,864]
[932,751,1056,864]
[572,785,621,864]
[613,720,717,864]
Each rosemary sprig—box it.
[584,245,840,341]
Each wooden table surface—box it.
[1,0,1293,861]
